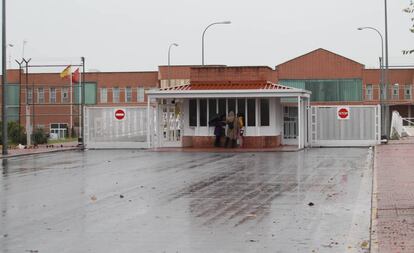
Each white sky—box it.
[6,0,414,72]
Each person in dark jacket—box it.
[210,114,226,147]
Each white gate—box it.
[84,106,155,149]
[309,105,381,147]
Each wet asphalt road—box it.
[0,148,372,253]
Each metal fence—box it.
[84,106,154,149]
[309,105,381,147]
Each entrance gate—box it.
[309,105,381,146]
[84,106,155,149]
[158,101,182,147]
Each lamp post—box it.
[384,0,390,139]
[2,0,7,155]
[358,27,386,137]
[202,21,231,65]
[168,43,178,88]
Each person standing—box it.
[224,111,239,148]
[210,114,225,147]
[237,113,245,148]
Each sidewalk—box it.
[0,141,80,158]
[371,138,414,252]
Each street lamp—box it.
[168,43,179,88]
[202,21,231,65]
[358,27,386,137]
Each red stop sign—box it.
[338,108,349,119]
[115,109,125,120]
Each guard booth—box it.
[147,82,311,149]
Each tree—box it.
[403,1,414,54]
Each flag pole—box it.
[78,69,81,139]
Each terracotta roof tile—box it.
[161,81,292,91]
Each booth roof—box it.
[161,81,292,91]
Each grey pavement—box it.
[0,148,372,253]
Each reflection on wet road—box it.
[0,148,372,253]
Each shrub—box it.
[32,127,48,145]
[0,121,27,145]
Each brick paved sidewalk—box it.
[0,141,80,158]
[372,139,414,252]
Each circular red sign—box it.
[338,108,349,119]
[115,109,125,120]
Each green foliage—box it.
[32,127,48,145]
[0,121,27,145]
[403,1,414,54]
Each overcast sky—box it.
[6,0,414,72]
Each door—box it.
[159,100,182,147]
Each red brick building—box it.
[1,48,413,140]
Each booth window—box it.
[218,99,226,116]
[365,84,373,100]
[113,87,120,103]
[208,99,217,125]
[189,99,197,127]
[228,99,236,114]
[404,85,412,100]
[100,88,107,103]
[260,99,270,126]
[237,99,245,118]
[247,99,256,126]
[199,99,207,126]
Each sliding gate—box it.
[84,106,155,149]
[309,105,381,147]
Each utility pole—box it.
[2,0,8,155]
[384,0,390,138]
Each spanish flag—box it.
[60,65,71,78]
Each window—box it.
[404,85,412,100]
[113,87,120,103]
[62,88,69,103]
[50,88,56,103]
[189,99,197,127]
[393,84,399,99]
[208,99,217,124]
[199,99,207,126]
[26,88,33,104]
[100,88,107,103]
[50,123,68,139]
[218,99,226,116]
[228,99,236,114]
[38,88,44,103]
[137,87,145,102]
[366,84,373,100]
[125,87,132,102]
[260,99,270,126]
[237,99,245,118]
[247,99,256,126]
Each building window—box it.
[38,88,44,103]
[247,99,256,126]
[404,85,412,100]
[393,84,399,100]
[228,99,236,114]
[208,99,217,124]
[26,88,33,104]
[50,123,68,139]
[260,99,270,126]
[199,99,207,126]
[61,88,69,103]
[237,98,246,126]
[189,99,197,127]
[50,88,57,103]
[125,87,132,102]
[113,87,120,103]
[100,88,107,103]
[218,99,226,116]
[366,84,373,100]
[137,87,145,102]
